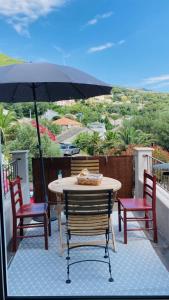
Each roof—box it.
[53,117,81,126]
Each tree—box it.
[0,105,17,144]
[118,126,153,146]
[87,132,102,155]
[7,124,61,157]
[6,124,61,178]
[74,131,102,155]
[102,131,120,153]
[40,119,61,135]
[104,116,113,130]
[74,132,92,151]
[9,102,50,118]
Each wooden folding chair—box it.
[118,170,157,244]
[71,158,99,175]
[9,176,49,251]
[64,189,115,283]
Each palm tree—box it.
[118,126,153,146]
[118,127,137,145]
[102,131,120,152]
[88,132,102,155]
[0,105,17,144]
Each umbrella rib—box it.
[45,83,52,102]
[70,82,86,99]
[11,83,20,102]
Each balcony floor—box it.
[7,212,169,297]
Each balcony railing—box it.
[145,155,169,192]
[2,159,19,195]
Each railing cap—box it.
[10,150,29,154]
[134,147,153,151]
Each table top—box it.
[48,176,122,195]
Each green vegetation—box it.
[6,124,60,158]
[0,105,17,144]
[4,102,51,118]
[3,124,61,178]
[40,119,61,135]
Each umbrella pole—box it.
[33,86,48,203]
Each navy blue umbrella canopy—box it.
[0,62,112,102]
[0,62,112,204]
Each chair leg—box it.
[12,219,17,252]
[153,210,158,243]
[110,219,116,252]
[145,211,149,229]
[20,218,24,236]
[59,221,63,256]
[118,200,121,232]
[44,214,48,250]
[106,230,114,282]
[48,205,51,236]
[104,233,108,258]
[124,209,127,244]
[66,231,71,284]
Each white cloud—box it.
[88,42,114,53]
[87,39,125,54]
[88,18,97,25]
[0,0,68,36]
[144,74,169,85]
[86,11,113,27]
[118,39,125,45]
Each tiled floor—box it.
[7,212,169,297]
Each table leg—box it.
[55,196,64,255]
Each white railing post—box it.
[134,147,153,198]
[11,150,30,203]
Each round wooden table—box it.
[48,176,122,254]
[48,176,122,196]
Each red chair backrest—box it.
[143,170,156,208]
[9,176,23,216]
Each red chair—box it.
[9,176,49,252]
[118,170,157,244]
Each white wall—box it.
[134,147,169,242]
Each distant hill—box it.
[0,53,23,66]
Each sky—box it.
[0,0,169,92]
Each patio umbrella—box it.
[0,62,112,202]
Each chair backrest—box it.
[64,189,113,236]
[9,176,23,216]
[143,170,156,208]
[71,158,99,176]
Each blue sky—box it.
[0,0,169,92]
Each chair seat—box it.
[119,198,152,211]
[16,203,48,217]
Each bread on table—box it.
[79,168,89,176]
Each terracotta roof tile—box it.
[53,117,81,126]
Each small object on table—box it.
[77,168,103,186]
[57,170,63,181]
[77,173,103,186]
